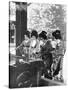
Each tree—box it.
[27,4,66,38]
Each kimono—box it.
[17,38,31,62]
[41,40,53,79]
[29,38,40,59]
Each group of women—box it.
[18,29,62,78]
[9,29,63,88]
[20,29,62,60]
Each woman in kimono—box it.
[29,30,39,59]
[39,31,54,79]
[19,30,31,62]
[51,30,63,80]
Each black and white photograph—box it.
[9,1,66,88]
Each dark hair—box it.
[25,31,30,38]
[31,30,38,38]
[39,31,47,40]
[52,30,62,39]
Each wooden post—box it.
[16,3,27,56]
